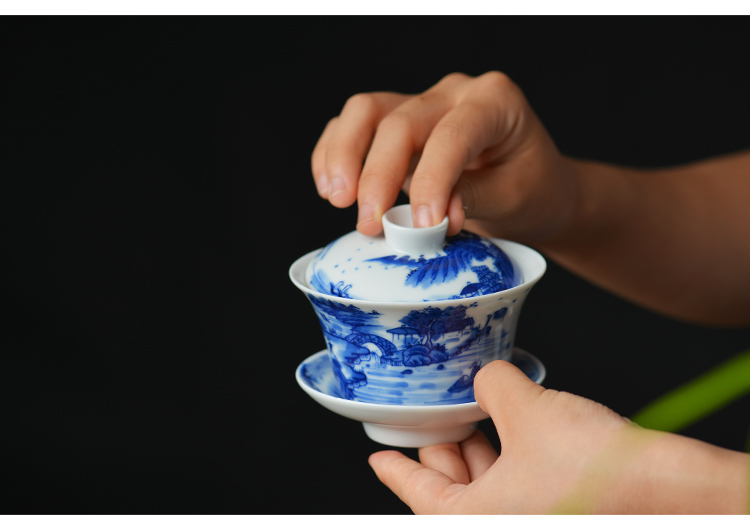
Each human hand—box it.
[369,360,749,513]
[311,72,577,243]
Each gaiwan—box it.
[306,204,521,302]
[289,204,546,406]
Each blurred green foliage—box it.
[632,349,750,450]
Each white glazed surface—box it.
[290,238,546,406]
[305,204,522,302]
[382,204,449,255]
[296,347,546,447]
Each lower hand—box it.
[369,360,749,513]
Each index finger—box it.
[408,72,525,230]
[369,450,464,514]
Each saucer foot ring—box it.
[363,422,478,448]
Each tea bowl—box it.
[289,207,546,406]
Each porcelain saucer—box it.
[296,347,545,448]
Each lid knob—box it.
[382,204,449,255]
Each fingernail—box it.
[415,205,432,228]
[357,203,375,225]
[316,174,328,196]
[329,176,346,198]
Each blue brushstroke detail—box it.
[366,230,518,295]
[309,268,354,299]
[307,295,382,328]
[493,307,508,320]
[306,292,513,405]
[345,333,397,355]
[460,283,482,296]
[301,364,316,389]
[448,362,482,393]
[302,350,542,405]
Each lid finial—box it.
[382,204,449,255]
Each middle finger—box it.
[418,442,471,485]
[459,429,500,481]
[356,87,461,235]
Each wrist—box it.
[535,156,641,253]
[608,429,749,513]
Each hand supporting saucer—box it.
[296,348,545,447]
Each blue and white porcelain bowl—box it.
[289,205,546,406]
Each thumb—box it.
[474,358,546,441]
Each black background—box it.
[3,16,750,514]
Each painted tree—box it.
[366,230,518,291]
[398,305,474,349]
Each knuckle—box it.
[359,166,397,190]
[377,109,416,136]
[431,122,472,163]
[440,71,471,86]
[403,466,430,493]
[410,168,444,194]
[456,100,485,121]
[414,90,442,105]
[481,70,512,86]
[343,92,378,115]
[433,120,464,142]
[479,70,519,96]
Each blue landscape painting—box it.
[307,293,514,405]
[309,230,520,301]
[367,231,519,297]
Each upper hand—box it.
[311,71,576,242]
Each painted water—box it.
[307,294,517,405]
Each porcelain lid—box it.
[305,205,521,302]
